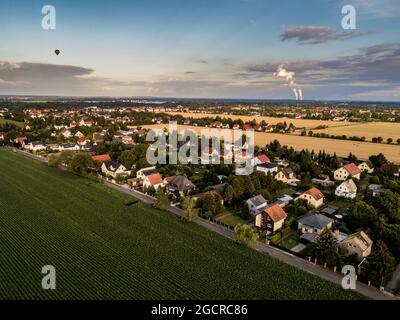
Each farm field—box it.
[0,149,365,300]
[143,124,400,163]
[166,111,357,129]
[311,121,400,142]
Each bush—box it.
[270,232,282,244]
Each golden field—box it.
[310,121,400,141]
[166,111,355,129]
[142,124,400,163]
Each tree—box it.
[223,184,234,206]
[372,191,400,222]
[369,153,387,168]
[154,188,169,210]
[346,201,378,231]
[240,202,250,220]
[387,137,393,144]
[70,153,94,175]
[199,191,224,216]
[366,241,396,288]
[313,230,339,266]
[181,197,199,222]
[234,224,259,246]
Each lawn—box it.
[329,199,353,210]
[0,149,365,300]
[0,118,25,128]
[218,213,248,227]
[280,233,301,250]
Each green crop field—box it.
[0,149,365,300]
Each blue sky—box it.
[0,0,400,100]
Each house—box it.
[77,136,90,146]
[255,204,287,235]
[232,124,240,130]
[93,132,105,144]
[92,154,111,163]
[201,147,220,163]
[14,136,27,146]
[358,161,374,174]
[143,173,165,191]
[122,135,135,145]
[59,143,80,151]
[264,125,274,132]
[298,214,334,243]
[312,175,335,187]
[321,205,339,216]
[255,162,278,175]
[79,119,93,127]
[250,154,270,166]
[166,175,195,195]
[272,194,294,207]
[339,231,373,260]
[334,163,362,181]
[296,187,324,208]
[368,184,388,197]
[73,130,85,139]
[101,160,130,178]
[136,166,159,180]
[26,141,46,152]
[246,195,268,216]
[335,179,357,199]
[60,129,73,138]
[275,167,300,186]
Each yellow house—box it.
[339,231,373,260]
[275,167,300,186]
[296,187,324,208]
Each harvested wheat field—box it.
[143,124,400,163]
[311,121,400,142]
[166,111,356,129]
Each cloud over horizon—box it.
[280,25,366,45]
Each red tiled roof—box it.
[242,124,253,130]
[147,173,163,186]
[257,154,270,163]
[344,163,362,176]
[264,205,287,222]
[305,187,324,201]
[92,154,111,162]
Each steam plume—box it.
[273,64,304,100]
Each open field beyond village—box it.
[143,124,400,163]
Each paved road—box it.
[6,147,399,300]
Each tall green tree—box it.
[223,184,234,206]
[70,153,94,175]
[181,197,199,222]
[366,241,396,288]
[234,224,259,246]
[154,188,169,211]
[313,229,339,266]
